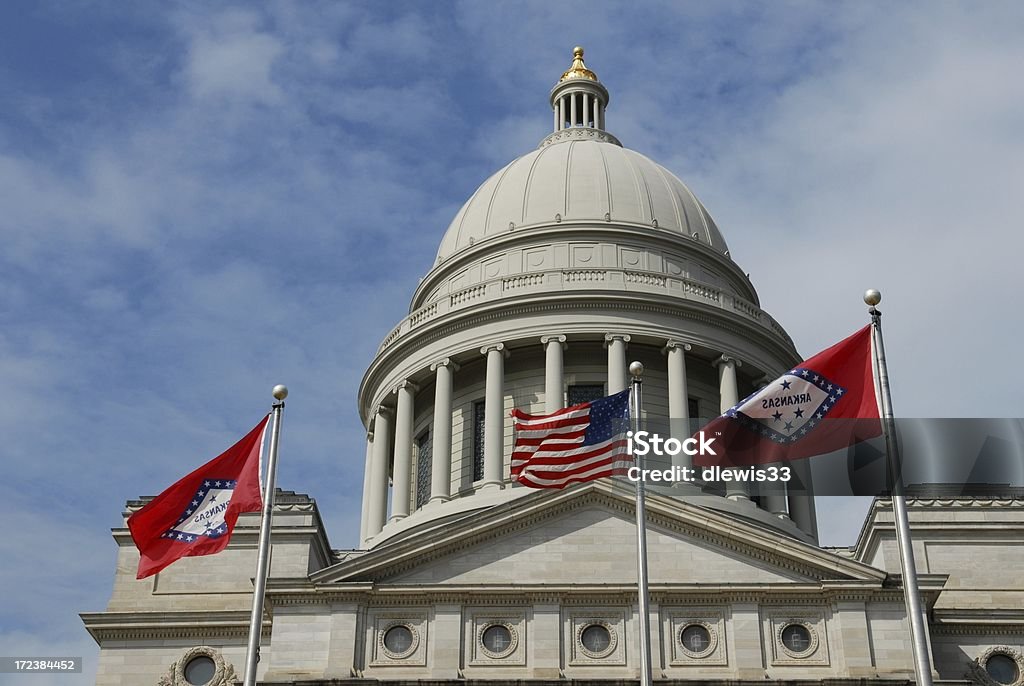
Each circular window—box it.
[383,625,415,657]
[183,655,216,685]
[481,624,515,657]
[987,654,1021,685]
[781,623,813,655]
[580,624,612,655]
[679,623,713,657]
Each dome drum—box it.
[359,331,813,549]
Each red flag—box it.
[694,326,881,467]
[128,416,269,578]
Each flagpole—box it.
[865,290,933,686]
[243,384,288,686]
[628,361,654,686]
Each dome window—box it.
[986,654,1021,685]
[580,623,613,656]
[183,655,216,685]
[780,623,813,655]
[382,624,417,658]
[679,624,713,657]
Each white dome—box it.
[436,138,729,262]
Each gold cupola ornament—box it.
[559,46,598,82]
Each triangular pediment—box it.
[312,482,883,586]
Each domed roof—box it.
[436,138,730,262]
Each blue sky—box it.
[2,2,1023,683]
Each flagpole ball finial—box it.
[629,361,644,378]
[864,289,882,306]
[272,384,289,400]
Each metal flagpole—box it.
[243,384,288,686]
[865,290,934,686]
[628,361,653,686]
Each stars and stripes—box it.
[511,389,631,489]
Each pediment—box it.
[312,482,883,586]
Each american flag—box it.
[511,389,632,489]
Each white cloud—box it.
[183,10,284,104]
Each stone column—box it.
[359,430,373,545]
[715,354,751,503]
[429,358,458,503]
[559,97,566,130]
[664,340,692,475]
[593,97,600,130]
[481,343,508,489]
[583,92,590,126]
[553,105,559,132]
[570,92,577,126]
[365,406,391,542]
[390,381,417,522]
[541,335,567,413]
[605,333,630,394]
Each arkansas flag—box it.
[694,325,881,467]
[128,416,269,578]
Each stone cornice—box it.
[80,610,270,644]
[263,579,928,609]
[309,481,883,587]
[415,223,757,310]
[359,294,799,422]
[853,496,1024,563]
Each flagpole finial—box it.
[272,384,289,400]
[864,289,882,306]
[629,361,644,378]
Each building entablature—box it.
[413,222,760,314]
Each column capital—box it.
[713,354,742,369]
[663,339,692,355]
[604,333,631,347]
[393,380,420,395]
[374,405,392,420]
[540,334,568,349]
[754,373,775,389]
[481,342,509,357]
[430,357,460,372]
[366,431,374,442]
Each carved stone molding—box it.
[539,127,622,148]
[967,646,1024,686]
[568,612,624,665]
[156,646,236,686]
[764,607,829,666]
[540,334,568,349]
[429,357,460,372]
[662,340,692,355]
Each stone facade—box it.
[83,48,1024,686]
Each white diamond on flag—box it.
[727,369,846,445]
[162,480,238,541]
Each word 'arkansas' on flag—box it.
[694,325,881,467]
[512,389,631,488]
[128,417,269,579]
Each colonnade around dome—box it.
[358,330,819,550]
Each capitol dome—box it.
[356,47,814,550]
[436,140,730,262]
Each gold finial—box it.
[560,45,598,82]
